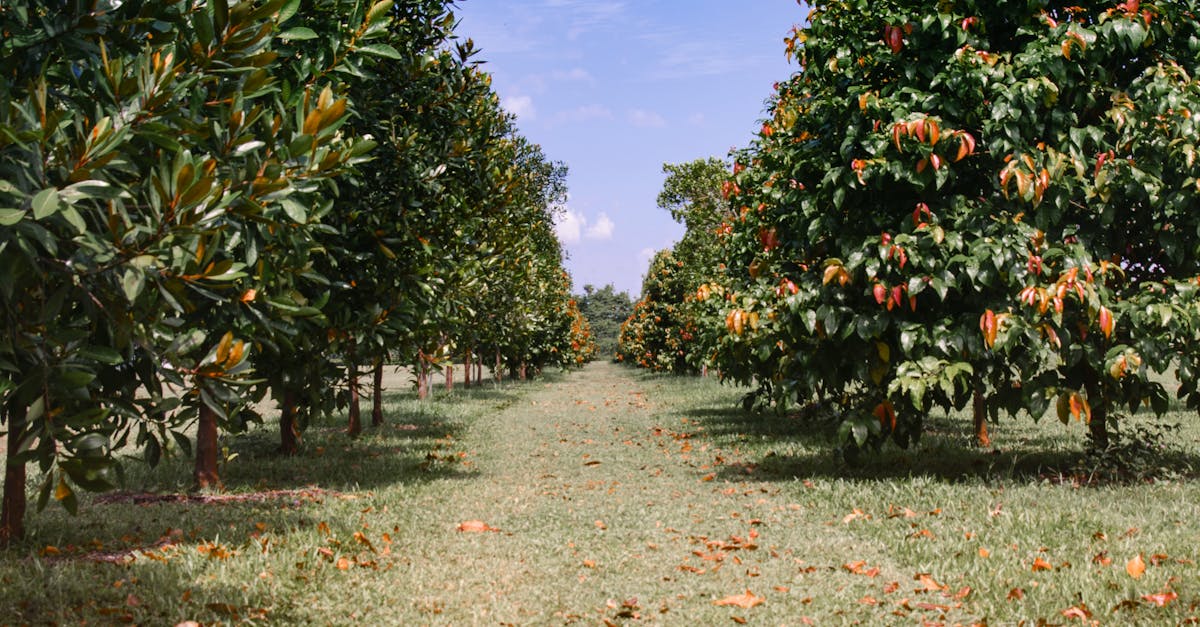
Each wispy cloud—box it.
[549,104,614,127]
[552,67,594,82]
[502,94,536,120]
[556,208,615,244]
[585,212,615,240]
[555,208,585,244]
[628,109,666,128]
[543,0,628,40]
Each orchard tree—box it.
[0,0,379,538]
[617,250,696,372]
[658,158,733,293]
[578,284,635,358]
[619,158,729,373]
[706,0,1200,454]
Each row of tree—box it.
[622,0,1200,455]
[0,0,592,543]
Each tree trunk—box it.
[1083,369,1109,449]
[464,351,472,388]
[194,402,222,490]
[972,386,990,448]
[445,362,454,392]
[495,349,502,383]
[0,404,28,546]
[417,351,429,400]
[347,344,361,437]
[280,388,299,455]
[372,360,384,427]
[519,362,527,381]
[476,358,482,385]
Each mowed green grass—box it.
[2,361,1199,625]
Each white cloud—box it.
[549,104,614,127]
[687,112,706,126]
[585,212,615,240]
[555,208,615,244]
[553,67,594,82]
[502,94,536,120]
[628,109,666,128]
[555,208,584,244]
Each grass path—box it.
[391,360,886,624]
[4,361,1200,624]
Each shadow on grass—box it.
[690,403,1200,486]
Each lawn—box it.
[2,361,1198,624]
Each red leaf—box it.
[1062,604,1092,620]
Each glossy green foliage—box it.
[577,284,635,358]
[705,0,1200,450]
[618,250,697,373]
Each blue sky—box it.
[455,0,805,297]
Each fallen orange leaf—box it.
[1061,604,1091,619]
[335,556,350,570]
[1126,554,1146,579]
[978,547,990,558]
[1142,590,1178,607]
[457,520,499,533]
[1032,557,1053,571]
[914,573,945,592]
[1007,587,1025,601]
[713,590,765,609]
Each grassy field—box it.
[2,361,1199,625]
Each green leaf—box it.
[277,0,301,23]
[122,267,144,301]
[0,209,26,225]
[59,205,86,233]
[357,43,402,60]
[366,0,393,25]
[280,197,307,223]
[278,27,317,41]
[31,188,60,219]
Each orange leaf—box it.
[713,590,765,609]
[1126,554,1146,579]
[1098,306,1114,339]
[335,556,350,570]
[1032,557,1054,572]
[822,264,842,286]
[1061,604,1092,619]
[1007,587,1025,601]
[980,310,998,348]
[915,573,945,592]
[978,547,991,558]
[1142,591,1178,607]
[457,520,499,533]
